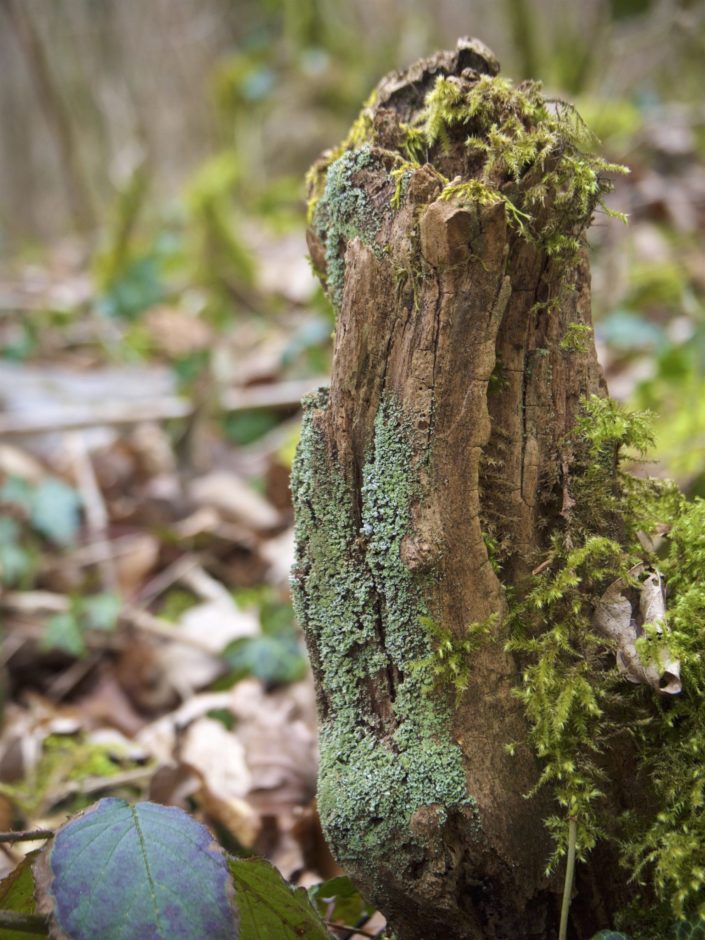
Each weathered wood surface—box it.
[293,39,619,939]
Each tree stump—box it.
[292,38,633,939]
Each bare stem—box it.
[0,829,53,844]
[559,817,577,940]
[323,922,379,939]
[0,910,49,934]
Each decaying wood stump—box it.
[292,38,632,939]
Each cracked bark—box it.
[294,39,632,940]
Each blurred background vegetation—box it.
[1,0,705,482]
[0,0,704,902]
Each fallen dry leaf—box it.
[152,596,259,697]
[181,717,260,846]
[115,532,161,596]
[593,564,681,694]
[189,471,281,532]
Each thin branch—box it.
[0,829,53,844]
[0,376,327,437]
[324,922,379,939]
[0,910,49,935]
[0,591,216,653]
[67,432,118,593]
[121,604,215,653]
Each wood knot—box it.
[400,534,437,571]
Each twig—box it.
[1,591,68,614]
[67,432,118,593]
[0,397,191,437]
[121,605,216,653]
[0,910,49,935]
[136,553,202,605]
[559,817,577,940]
[69,766,153,797]
[40,768,155,814]
[46,652,102,702]
[45,533,151,572]
[0,376,328,437]
[531,557,553,576]
[0,591,215,653]
[0,829,53,844]
[324,923,379,939]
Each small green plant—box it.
[417,614,498,700]
[560,322,593,353]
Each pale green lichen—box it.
[311,146,384,310]
[291,390,473,874]
[305,90,377,225]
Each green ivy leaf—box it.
[0,477,33,512]
[222,635,307,686]
[34,798,238,940]
[229,857,329,940]
[79,593,121,632]
[30,479,82,546]
[674,918,705,940]
[42,613,86,657]
[589,932,633,939]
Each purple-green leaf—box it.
[34,799,238,940]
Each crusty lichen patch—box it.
[291,390,473,876]
[310,145,386,310]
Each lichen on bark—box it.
[291,391,475,895]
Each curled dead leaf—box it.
[592,563,681,694]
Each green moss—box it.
[560,322,593,353]
[504,393,705,931]
[623,498,705,923]
[308,65,627,325]
[414,614,498,701]
[0,733,136,817]
[291,391,473,874]
[506,397,666,870]
[417,73,628,255]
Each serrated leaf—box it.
[34,798,238,940]
[308,876,375,926]
[229,857,330,939]
[30,480,81,546]
[0,851,47,938]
